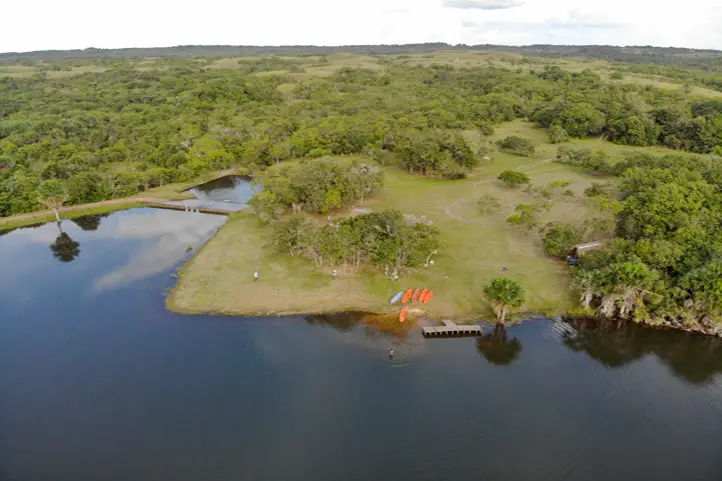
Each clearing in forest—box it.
[169,122,622,319]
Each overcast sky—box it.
[3,0,722,53]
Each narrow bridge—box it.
[143,202,232,216]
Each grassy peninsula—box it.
[169,122,609,319]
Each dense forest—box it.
[555,148,722,333]
[2,57,722,217]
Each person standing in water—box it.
[388,348,395,360]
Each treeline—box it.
[271,210,440,274]
[529,67,722,153]
[0,43,454,62]
[251,157,383,219]
[557,149,722,333]
[4,43,721,69]
[3,59,722,217]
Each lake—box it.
[1,208,721,481]
[165,175,259,211]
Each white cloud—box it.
[0,0,721,52]
[444,0,524,10]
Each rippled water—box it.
[1,208,721,481]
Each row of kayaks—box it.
[390,288,434,305]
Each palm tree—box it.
[571,269,601,309]
[37,179,68,224]
[483,277,525,324]
[476,324,523,366]
[599,262,658,319]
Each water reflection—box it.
[304,312,428,361]
[71,213,108,231]
[50,231,80,263]
[305,312,415,340]
[190,175,257,204]
[476,324,523,366]
[92,210,226,291]
[166,175,261,212]
[563,318,722,384]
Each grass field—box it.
[169,122,628,321]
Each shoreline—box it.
[165,293,722,337]
[0,167,248,231]
[0,201,146,230]
[165,223,721,338]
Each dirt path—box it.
[444,158,556,224]
[0,196,156,226]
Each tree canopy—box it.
[3,55,722,218]
[484,277,525,323]
[563,149,722,333]
[270,209,440,275]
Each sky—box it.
[3,0,722,53]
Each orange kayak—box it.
[399,307,408,323]
[412,288,421,302]
[419,288,429,303]
[401,288,413,304]
[423,291,434,304]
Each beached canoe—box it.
[390,291,404,304]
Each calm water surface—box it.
[166,175,259,211]
[1,208,721,481]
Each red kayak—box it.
[423,291,434,304]
[412,288,421,302]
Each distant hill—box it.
[2,43,722,69]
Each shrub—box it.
[507,204,539,229]
[548,125,569,144]
[496,136,536,156]
[478,193,501,214]
[540,222,583,258]
[498,170,531,187]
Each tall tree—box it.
[37,179,68,224]
[484,278,525,324]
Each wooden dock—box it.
[422,320,483,337]
[143,202,231,216]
